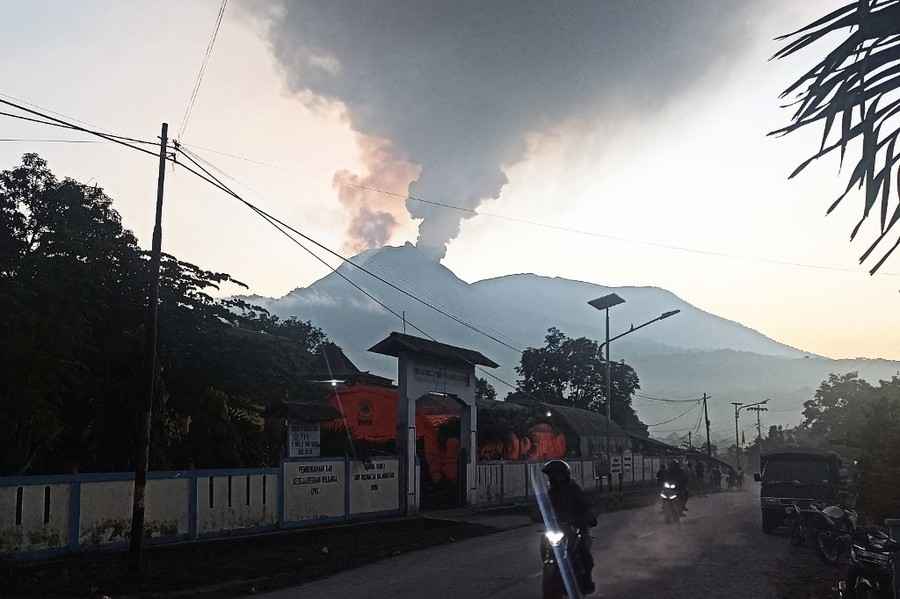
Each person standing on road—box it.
[656,463,667,489]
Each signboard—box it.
[350,459,399,515]
[610,455,622,474]
[412,365,470,387]
[282,460,344,522]
[288,422,320,458]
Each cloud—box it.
[256,0,763,259]
[332,134,420,253]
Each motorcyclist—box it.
[656,464,667,489]
[542,459,596,594]
[667,459,689,513]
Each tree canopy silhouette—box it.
[0,154,328,474]
[515,327,647,435]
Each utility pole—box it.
[688,431,693,450]
[748,405,768,445]
[703,393,711,457]
[731,402,743,470]
[748,405,768,474]
[130,122,168,573]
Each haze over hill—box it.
[246,243,900,444]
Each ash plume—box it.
[333,135,420,252]
[255,0,761,260]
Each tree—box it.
[773,0,900,273]
[516,327,646,434]
[800,372,876,444]
[792,372,900,522]
[474,377,496,402]
[0,154,330,474]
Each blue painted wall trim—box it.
[0,468,277,488]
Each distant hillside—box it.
[245,243,900,443]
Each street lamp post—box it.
[587,294,680,480]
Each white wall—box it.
[350,459,399,515]
[282,460,345,523]
[197,473,277,534]
[0,483,70,553]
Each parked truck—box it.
[755,449,844,533]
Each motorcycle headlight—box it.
[664,482,675,489]
[545,530,565,547]
[660,492,667,499]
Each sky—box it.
[2,0,898,361]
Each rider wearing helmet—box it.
[542,459,596,593]
[667,459,689,512]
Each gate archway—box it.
[369,332,498,513]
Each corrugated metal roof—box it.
[369,332,499,368]
[543,403,628,438]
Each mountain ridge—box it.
[241,244,900,443]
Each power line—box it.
[341,182,900,277]
[0,138,99,143]
[693,403,705,434]
[6,99,721,456]
[635,393,706,403]
[0,103,160,152]
[181,142,291,169]
[178,149,523,355]
[175,147,521,393]
[645,401,700,428]
[177,0,228,140]
[0,91,113,132]
[0,98,527,361]
[0,100,742,435]
[160,141,900,277]
[180,147,526,351]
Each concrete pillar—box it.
[397,353,418,514]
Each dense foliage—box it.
[474,377,496,402]
[515,327,647,435]
[0,154,327,474]
[742,372,900,522]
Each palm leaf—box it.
[774,0,900,273]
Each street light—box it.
[732,399,769,471]
[587,294,680,473]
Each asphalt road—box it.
[261,488,826,599]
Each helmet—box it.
[542,459,571,484]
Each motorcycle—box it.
[806,504,858,565]
[541,524,590,598]
[833,526,900,599]
[660,481,681,524]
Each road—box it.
[261,488,826,598]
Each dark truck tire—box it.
[762,509,781,534]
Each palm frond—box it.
[774,0,900,273]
